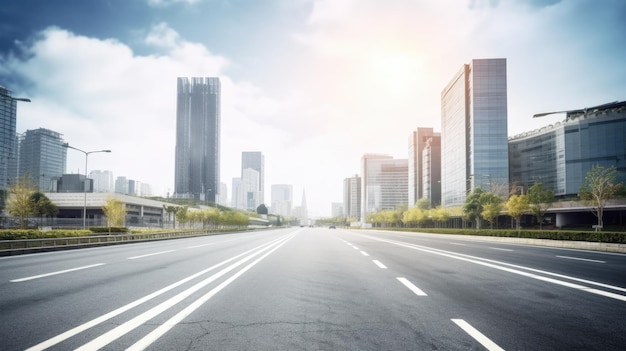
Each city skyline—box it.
[1,1,625,217]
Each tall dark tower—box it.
[174,77,220,202]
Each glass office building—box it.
[174,77,221,202]
[441,58,509,207]
[408,128,439,207]
[0,86,19,190]
[343,175,361,221]
[361,154,408,221]
[18,128,66,191]
[241,151,265,204]
[509,101,626,196]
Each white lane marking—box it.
[452,319,505,351]
[74,233,298,351]
[126,232,297,350]
[361,251,370,257]
[372,260,387,269]
[10,263,106,283]
[25,232,301,351]
[557,255,605,264]
[397,277,428,296]
[489,247,513,252]
[353,246,359,250]
[363,235,626,301]
[450,243,466,246]
[186,243,215,249]
[127,250,176,260]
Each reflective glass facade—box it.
[361,154,408,220]
[441,59,509,207]
[509,102,626,196]
[174,77,220,202]
[18,128,66,191]
[408,128,438,207]
[0,86,18,190]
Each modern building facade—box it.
[241,151,265,205]
[441,58,509,208]
[509,100,626,197]
[17,128,66,191]
[242,168,260,211]
[89,170,114,193]
[271,184,293,218]
[0,86,27,190]
[408,127,440,207]
[174,77,220,202]
[343,175,361,221]
[422,135,442,207]
[361,154,408,221]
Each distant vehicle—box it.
[329,225,336,229]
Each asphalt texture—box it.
[1,227,625,350]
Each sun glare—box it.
[368,51,422,96]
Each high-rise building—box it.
[174,77,220,202]
[1,86,28,190]
[343,175,361,221]
[17,128,66,191]
[89,170,114,193]
[231,177,243,209]
[115,176,129,195]
[509,100,626,196]
[422,136,442,207]
[408,128,440,207]
[242,168,260,211]
[361,154,408,221]
[441,58,509,208]
[271,184,293,217]
[241,151,265,205]
[219,182,228,206]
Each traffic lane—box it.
[0,229,293,350]
[347,229,626,288]
[338,230,626,350]
[147,228,482,351]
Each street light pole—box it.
[63,143,111,229]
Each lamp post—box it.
[63,143,111,228]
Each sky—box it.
[1,0,625,218]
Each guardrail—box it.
[0,230,216,256]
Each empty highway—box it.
[1,227,625,350]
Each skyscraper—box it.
[241,151,264,205]
[343,175,361,221]
[361,154,408,222]
[18,128,66,191]
[271,184,293,217]
[0,86,24,190]
[408,127,440,207]
[174,77,220,202]
[441,58,509,208]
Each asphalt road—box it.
[1,227,625,350]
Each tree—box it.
[176,206,190,227]
[256,204,268,215]
[506,194,529,230]
[30,192,58,226]
[431,206,450,227]
[415,198,431,210]
[6,175,36,229]
[527,183,555,229]
[163,205,180,229]
[479,192,503,229]
[579,165,624,230]
[102,197,126,230]
[463,188,484,229]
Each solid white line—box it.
[397,277,427,296]
[127,250,176,260]
[452,319,504,351]
[361,251,370,256]
[556,255,605,263]
[186,243,215,249]
[450,242,466,246]
[372,260,387,269]
[24,232,299,351]
[10,263,106,283]
[363,235,626,301]
[74,233,298,351]
[489,247,513,252]
[126,232,297,351]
